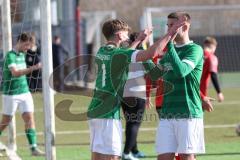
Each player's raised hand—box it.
[144,27,153,36]
[137,27,153,42]
[136,30,147,42]
[142,27,153,44]
[129,29,152,49]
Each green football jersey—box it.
[2,50,29,95]
[159,41,204,119]
[87,45,138,119]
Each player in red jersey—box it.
[200,36,224,105]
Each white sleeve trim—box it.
[128,71,145,79]
[182,59,195,69]
[131,50,139,63]
[8,63,16,68]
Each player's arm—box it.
[135,19,186,62]
[129,28,152,49]
[135,33,173,62]
[10,63,42,77]
[143,60,166,81]
[211,72,224,102]
[211,72,221,93]
[145,75,152,108]
[200,91,205,100]
[209,56,224,102]
[129,38,143,49]
[166,42,203,78]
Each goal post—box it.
[1,0,17,152]
[0,0,56,159]
[40,0,56,159]
[143,4,240,45]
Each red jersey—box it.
[200,50,218,97]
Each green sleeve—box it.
[6,52,16,68]
[116,48,138,63]
[167,42,203,78]
[142,60,155,72]
[143,60,165,81]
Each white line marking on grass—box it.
[204,124,237,128]
[5,101,237,114]
[31,101,240,113]
[214,101,240,106]
[135,124,238,131]
[2,124,237,137]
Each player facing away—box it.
[200,36,224,102]
[87,19,186,160]
[153,12,211,160]
[0,33,45,156]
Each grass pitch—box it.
[0,73,239,160]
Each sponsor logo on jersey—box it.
[96,54,111,61]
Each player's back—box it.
[2,51,29,95]
[88,45,137,119]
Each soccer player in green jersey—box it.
[87,19,185,160]
[154,12,209,160]
[0,33,44,156]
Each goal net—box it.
[0,0,117,159]
[0,0,54,159]
[143,5,240,87]
[65,10,116,89]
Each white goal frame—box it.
[143,4,240,45]
[1,0,56,159]
[1,0,17,152]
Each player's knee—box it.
[157,153,175,160]
[22,113,34,125]
[179,154,195,160]
[0,115,13,126]
[22,112,33,119]
[1,120,11,127]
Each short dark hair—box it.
[54,35,60,41]
[17,32,31,42]
[29,32,36,43]
[204,36,217,46]
[168,11,191,22]
[129,32,139,43]
[102,19,131,40]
